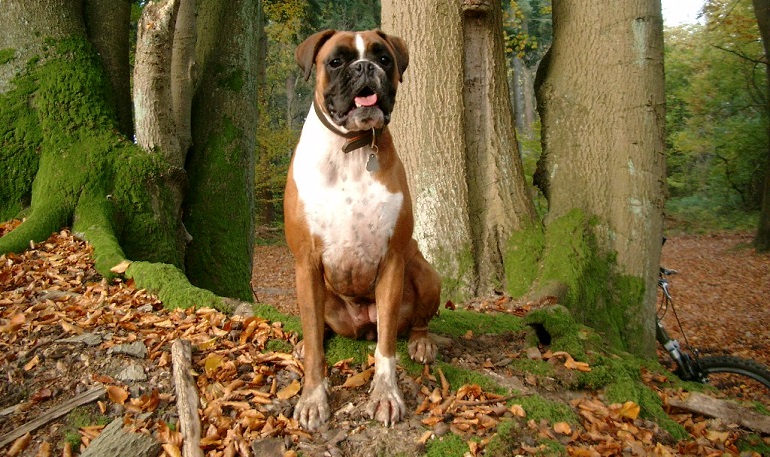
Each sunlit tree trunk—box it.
[381,0,537,300]
[535,0,666,355]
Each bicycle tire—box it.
[697,355,770,390]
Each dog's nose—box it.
[353,60,375,76]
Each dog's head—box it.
[296,29,409,132]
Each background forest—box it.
[254,0,768,235]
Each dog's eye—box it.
[329,58,343,68]
[379,55,391,66]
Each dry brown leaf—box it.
[161,443,182,457]
[106,385,129,405]
[23,354,40,371]
[342,367,373,388]
[509,404,526,417]
[110,260,132,274]
[276,379,301,400]
[417,430,433,445]
[554,421,572,435]
[34,441,52,457]
[1,313,25,333]
[617,401,640,420]
[7,432,32,456]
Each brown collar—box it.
[313,100,381,153]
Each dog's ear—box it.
[377,31,409,81]
[296,29,337,81]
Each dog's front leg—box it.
[366,251,406,426]
[293,256,330,430]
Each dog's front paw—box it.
[408,333,437,364]
[293,382,329,430]
[366,379,405,426]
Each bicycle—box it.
[656,241,770,395]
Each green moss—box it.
[0,48,15,65]
[325,335,376,366]
[64,406,110,449]
[504,223,545,297]
[252,304,302,334]
[530,209,649,354]
[424,433,468,457]
[264,339,292,353]
[219,68,245,92]
[524,305,589,360]
[604,376,688,440]
[517,394,578,423]
[483,420,520,456]
[509,358,555,377]
[429,308,524,338]
[737,434,770,455]
[126,261,226,311]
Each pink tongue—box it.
[355,94,378,107]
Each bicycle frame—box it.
[656,270,707,383]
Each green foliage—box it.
[502,0,552,65]
[64,406,111,449]
[665,0,768,222]
[737,434,770,455]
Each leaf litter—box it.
[1,222,769,456]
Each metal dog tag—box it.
[366,153,380,172]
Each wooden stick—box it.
[668,391,770,434]
[172,338,204,457]
[0,386,105,448]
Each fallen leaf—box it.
[23,354,40,371]
[7,432,32,456]
[1,313,25,333]
[509,404,526,417]
[617,401,640,420]
[110,260,132,274]
[463,330,473,340]
[554,421,572,435]
[106,385,129,405]
[276,379,301,400]
[342,367,373,388]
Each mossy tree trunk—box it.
[525,0,666,356]
[381,0,538,301]
[0,0,261,308]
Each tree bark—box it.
[84,0,133,138]
[752,0,770,251]
[79,418,161,457]
[535,0,666,355]
[184,0,260,300]
[382,0,536,299]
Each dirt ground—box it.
[2,225,770,456]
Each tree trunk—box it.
[752,0,770,252]
[381,0,536,300]
[534,0,666,355]
[84,0,133,138]
[183,0,260,300]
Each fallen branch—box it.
[172,338,204,457]
[0,386,105,448]
[668,391,770,434]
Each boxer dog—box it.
[284,29,441,430]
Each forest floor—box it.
[1,222,770,456]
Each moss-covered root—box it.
[72,194,126,278]
[0,204,69,255]
[126,261,226,311]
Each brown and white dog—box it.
[284,29,441,430]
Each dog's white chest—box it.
[293,134,403,276]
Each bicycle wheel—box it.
[697,355,770,394]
